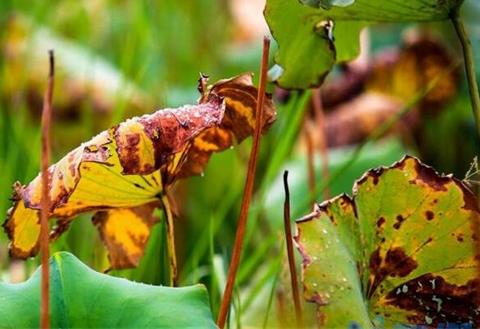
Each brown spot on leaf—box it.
[456,233,464,242]
[425,210,434,221]
[377,216,386,228]
[115,130,141,174]
[393,214,406,230]
[385,274,480,327]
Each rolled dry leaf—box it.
[3,73,276,269]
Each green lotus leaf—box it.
[0,252,216,328]
[265,0,463,89]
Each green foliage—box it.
[301,0,354,9]
[265,0,463,88]
[300,0,462,16]
[265,138,406,223]
[296,156,480,327]
[0,252,216,328]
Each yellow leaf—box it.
[93,204,159,269]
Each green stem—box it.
[451,9,480,138]
[161,193,178,286]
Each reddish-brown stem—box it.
[312,88,330,200]
[283,171,303,327]
[216,36,270,328]
[40,50,54,329]
[303,119,316,206]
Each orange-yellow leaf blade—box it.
[92,204,159,269]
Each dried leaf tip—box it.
[197,73,209,98]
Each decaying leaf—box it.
[323,92,411,147]
[300,34,458,148]
[367,32,459,113]
[296,156,480,327]
[3,73,276,269]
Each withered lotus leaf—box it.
[296,156,480,327]
[3,73,276,269]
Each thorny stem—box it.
[217,36,270,328]
[312,88,330,200]
[161,193,178,286]
[283,171,303,327]
[451,9,480,138]
[40,50,54,329]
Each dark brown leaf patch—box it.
[456,180,480,212]
[393,215,406,230]
[385,274,480,327]
[456,233,464,242]
[368,247,418,298]
[425,210,434,221]
[356,167,386,187]
[117,96,225,176]
[115,131,144,175]
[377,217,386,229]
[412,158,449,192]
